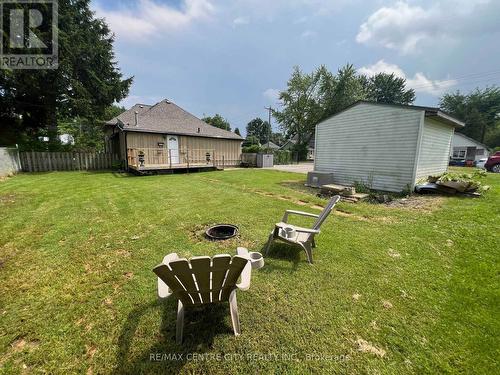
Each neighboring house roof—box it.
[280,133,315,150]
[319,100,465,128]
[453,132,490,150]
[106,99,243,140]
[261,141,280,150]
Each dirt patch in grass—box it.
[384,196,444,211]
[279,180,317,195]
[388,248,401,258]
[0,193,19,206]
[333,209,400,224]
[11,338,40,351]
[382,300,393,309]
[185,223,257,251]
[356,338,386,357]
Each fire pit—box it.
[205,224,239,240]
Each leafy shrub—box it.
[242,145,262,153]
[274,150,292,165]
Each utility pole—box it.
[265,106,272,151]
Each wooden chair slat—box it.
[211,255,231,302]
[169,259,202,304]
[190,257,211,304]
[153,264,191,305]
[220,256,248,300]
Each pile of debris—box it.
[415,170,489,197]
[319,184,370,203]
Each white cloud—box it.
[300,30,317,39]
[359,60,457,96]
[94,0,214,42]
[263,88,280,102]
[233,16,249,26]
[356,0,498,54]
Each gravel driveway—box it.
[265,162,314,174]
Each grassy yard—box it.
[0,169,499,374]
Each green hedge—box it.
[273,150,292,165]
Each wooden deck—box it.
[129,162,218,172]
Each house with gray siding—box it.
[314,101,465,192]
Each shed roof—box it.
[318,101,465,128]
[106,100,243,140]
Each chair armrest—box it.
[157,253,179,298]
[282,210,320,223]
[236,247,252,291]
[294,227,320,234]
[275,222,320,235]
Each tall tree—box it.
[0,0,132,150]
[270,132,285,146]
[366,73,415,105]
[242,135,260,147]
[202,114,231,131]
[440,87,500,145]
[246,118,271,143]
[58,105,125,151]
[319,64,366,119]
[273,66,323,151]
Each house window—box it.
[452,148,466,159]
[476,149,484,156]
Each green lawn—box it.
[0,169,499,374]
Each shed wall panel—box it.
[416,118,453,178]
[315,103,421,192]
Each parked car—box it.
[475,158,488,169]
[485,151,500,173]
[449,159,466,166]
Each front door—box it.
[168,136,179,164]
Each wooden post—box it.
[222,155,225,169]
[186,148,190,172]
[169,149,172,169]
[31,151,36,172]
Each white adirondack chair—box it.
[264,195,341,264]
[153,247,252,344]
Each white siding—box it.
[415,118,454,179]
[315,103,421,192]
[450,133,489,161]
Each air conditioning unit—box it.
[306,171,334,188]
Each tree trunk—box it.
[480,122,487,144]
[45,96,59,151]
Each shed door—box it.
[168,136,179,164]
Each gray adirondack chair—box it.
[153,247,252,344]
[264,195,341,264]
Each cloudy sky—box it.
[93,0,500,134]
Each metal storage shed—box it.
[314,101,465,192]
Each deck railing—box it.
[127,148,226,169]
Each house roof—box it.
[453,132,490,150]
[281,134,315,149]
[106,100,243,140]
[261,141,280,149]
[318,100,465,128]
